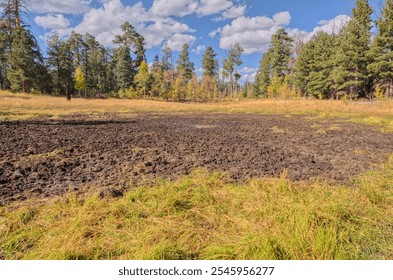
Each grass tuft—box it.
[1,163,392,260]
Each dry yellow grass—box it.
[1,162,392,260]
[2,91,393,129]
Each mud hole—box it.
[1,113,393,205]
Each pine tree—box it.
[368,0,393,98]
[330,0,372,99]
[293,31,336,98]
[83,33,108,96]
[176,43,195,82]
[269,28,293,79]
[67,31,84,69]
[0,28,9,90]
[112,45,133,91]
[222,43,243,98]
[113,21,146,84]
[150,54,164,98]
[202,46,218,78]
[255,49,272,97]
[0,0,30,31]
[7,27,42,93]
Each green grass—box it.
[1,159,392,260]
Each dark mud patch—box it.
[1,112,393,205]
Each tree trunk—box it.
[66,82,71,101]
[14,0,20,28]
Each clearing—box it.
[1,112,393,205]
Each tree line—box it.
[0,0,245,101]
[1,0,393,101]
[255,0,393,100]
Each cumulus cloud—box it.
[272,11,291,26]
[34,14,70,30]
[211,12,291,54]
[308,14,351,39]
[40,0,195,49]
[149,0,245,19]
[31,0,90,14]
[166,33,196,51]
[222,5,246,19]
[142,21,194,49]
[196,0,233,16]
[150,0,198,17]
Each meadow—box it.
[0,91,392,260]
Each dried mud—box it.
[1,113,393,205]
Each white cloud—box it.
[211,12,291,54]
[42,0,195,49]
[150,0,198,17]
[193,45,206,54]
[196,0,233,16]
[31,0,90,14]
[273,11,291,26]
[240,67,258,83]
[166,33,196,51]
[149,0,244,19]
[222,5,246,19]
[143,21,194,49]
[34,14,70,30]
[308,14,351,39]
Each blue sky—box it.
[24,0,381,81]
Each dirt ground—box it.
[1,112,393,205]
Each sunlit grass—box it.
[1,90,393,260]
[1,158,392,260]
[2,90,393,130]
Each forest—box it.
[1,0,393,101]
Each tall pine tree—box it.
[293,31,337,98]
[176,43,195,82]
[330,0,372,99]
[202,46,218,78]
[368,0,393,98]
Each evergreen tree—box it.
[0,28,9,90]
[330,0,372,98]
[222,43,243,98]
[113,21,146,84]
[202,46,218,78]
[0,0,30,31]
[67,31,84,68]
[255,49,272,97]
[46,32,63,94]
[83,33,108,96]
[269,28,293,78]
[161,45,174,98]
[176,43,195,82]
[293,31,336,98]
[368,0,393,98]
[47,32,73,99]
[150,54,164,98]
[7,27,42,93]
[112,45,133,91]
